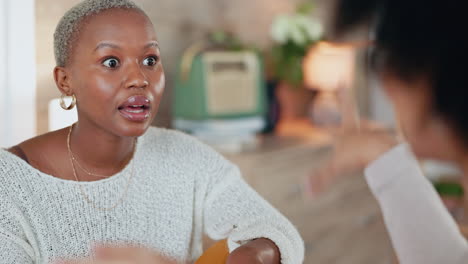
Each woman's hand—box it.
[226,238,280,264]
[52,245,178,264]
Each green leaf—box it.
[434,182,464,197]
[297,2,314,15]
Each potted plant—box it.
[267,2,323,121]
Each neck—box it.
[68,121,136,174]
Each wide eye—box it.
[143,56,158,67]
[102,58,120,68]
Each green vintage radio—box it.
[173,49,266,121]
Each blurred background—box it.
[1,0,464,263]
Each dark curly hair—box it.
[333,0,468,144]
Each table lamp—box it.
[303,41,356,126]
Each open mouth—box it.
[118,104,150,113]
[118,95,151,122]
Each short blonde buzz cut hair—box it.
[53,0,145,67]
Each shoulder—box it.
[7,128,66,160]
[0,129,66,183]
[0,149,29,193]
[0,148,17,172]
[5,145,29,163]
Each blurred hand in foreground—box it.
[305,86,400,198]
[52,245,179,264]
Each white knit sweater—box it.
[0,127,304,264]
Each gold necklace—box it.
[67,124,136,211]
[69,137,129,178]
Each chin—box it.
[409,137,458,162]
[115,111,158,137]
[404,121,462,162]
[117,121,152,138]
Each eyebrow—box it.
[94,42,121,52]
[94,41,160,52]
[145,41,160,50]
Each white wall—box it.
[0,0,36,148]
[0,1,6,147]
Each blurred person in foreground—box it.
[307,0,468,263]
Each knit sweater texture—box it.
[0,127,304,264]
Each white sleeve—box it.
[203,162,305,264]
[365,143,468,264]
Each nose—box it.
[124,61,149,89]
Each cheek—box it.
[381,77,445,158]
[146,63,165,98]
[392,94,432,157]
[73,72,118,112]
[154,72,165,94]
[96,75,117,92]
[393,92,419,127]
[83,73,117,99]
[381,78,426,138]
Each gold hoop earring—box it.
[60,94,76,110]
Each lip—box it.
[118,95,151,122]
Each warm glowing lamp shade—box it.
[303,42,356,125]
[303,41,356,91]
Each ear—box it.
[54,66,73,95]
